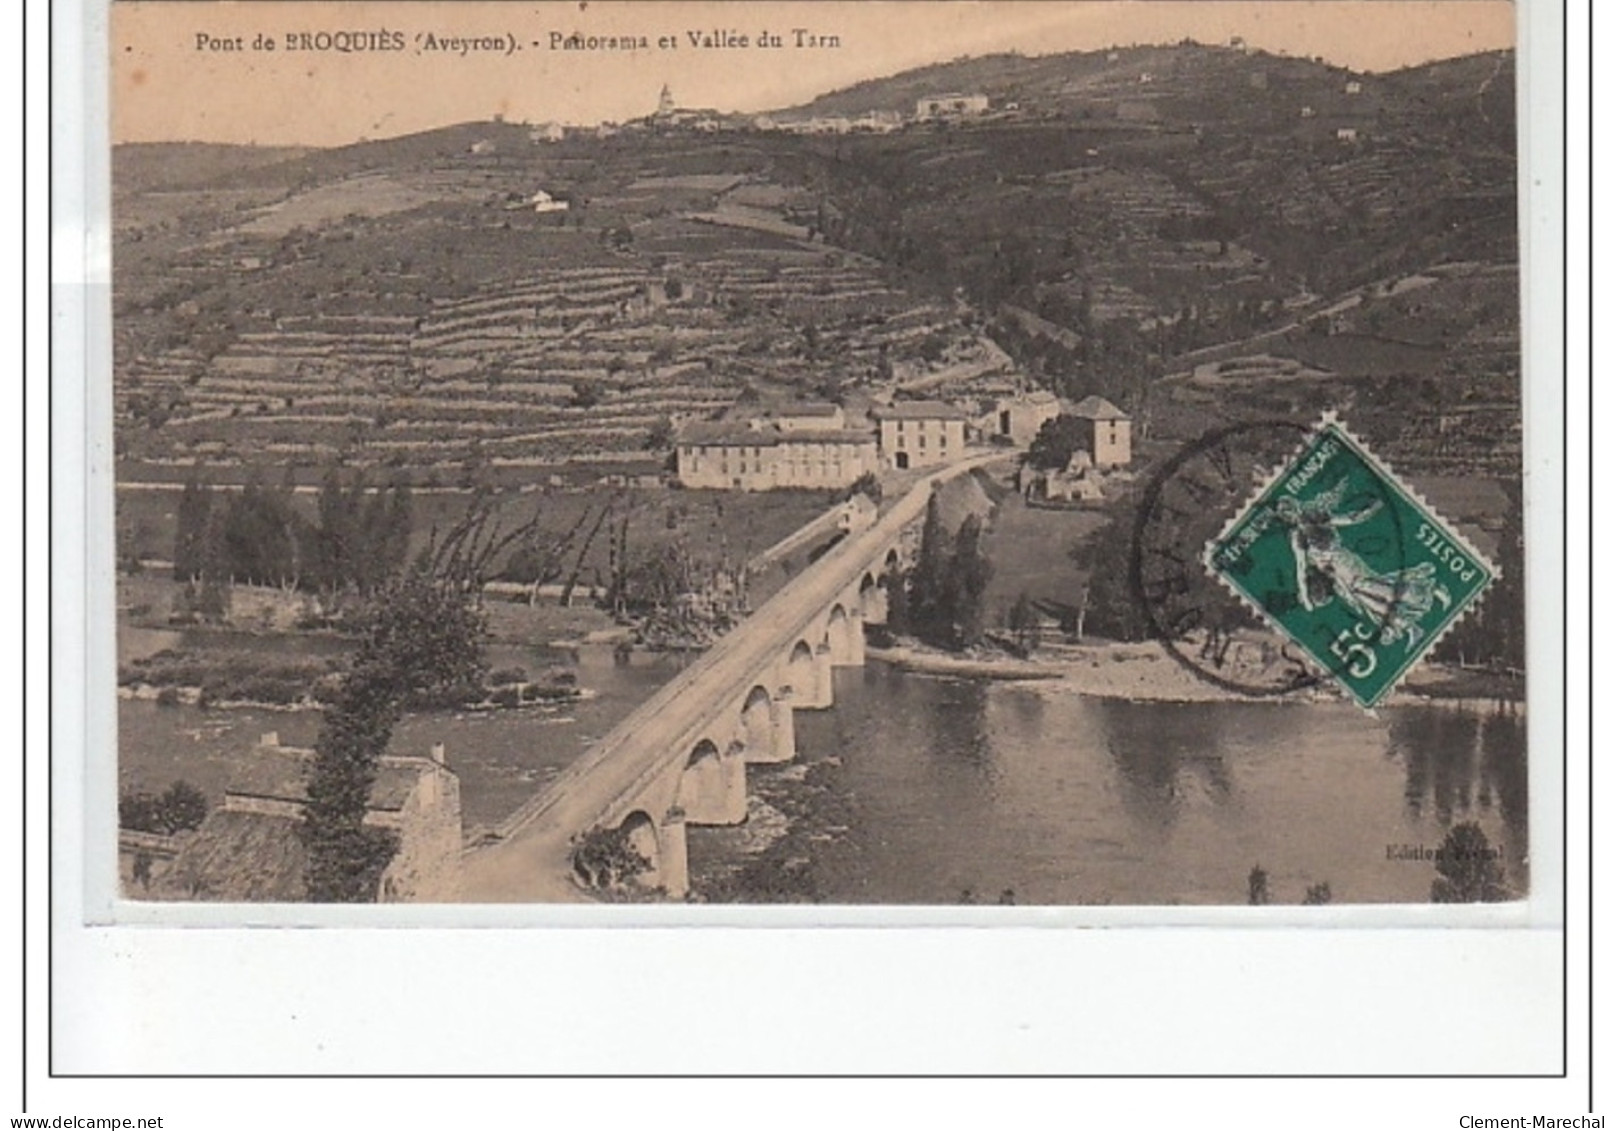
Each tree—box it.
[1026,414,1090,471]
[220,478,296,586]
[119,780,208,835]
[1302,882,1333,905]
[1433,482,1523,672]
[1247,864,1270,906]
[173,475,214,581]
[154,780,209,834]
[644,416,676,451]
[614,542,696,614]
[1430,822,1510,903]
[943,514,993,649]
[907,494,952,643]
[300,568,489,901]
[846,471,882,504]
[1007,591,1038,652]
[1068,518,1151,642]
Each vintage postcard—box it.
[106,0,1533,910]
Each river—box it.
[118,625,688,836]
[118,627,1526,905]
[686,665,1527,905]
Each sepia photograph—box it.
[105,0,1533,910]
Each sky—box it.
[110,1,1516,146]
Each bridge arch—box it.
[785,639,818,706]
[858,572,889,627]
[739,683,793,764]
[621,810,659,866]
[785,637,832,710]
[677,737,747,826]
[825,602,862,667]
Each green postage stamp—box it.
[1205,418,1497,708]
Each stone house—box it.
[1067,395,1132,468]
[871,401,968,470]
[990,390,1063,447]
[153,734,463,902]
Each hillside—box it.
[110,43,1520,483]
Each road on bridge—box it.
[456,451,1006,902]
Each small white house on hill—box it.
[915,93,989,120]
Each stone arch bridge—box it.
[459,457,997,901]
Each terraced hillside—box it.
[113,129,983,475]
[114,45,1519,485]
[774,45,1519,477]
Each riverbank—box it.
[683,657,1529,906]
[866,638,1524,708]
[118,646,587,713]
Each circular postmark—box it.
[1130,418,1413,700]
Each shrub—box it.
[120,780,208,835]
[571,824,651,891]
[1302,882,1333,905]
[1430,822,1510,902]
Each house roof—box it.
[872,400,968,421]
[1068,395,1129,421]
[772,402,841,418]
[678,422,874,448]
[224,744,437,814]
[1000,390,1060,408]
[678,422,783,447]
[154,809,309,902]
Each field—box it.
[118,481,836,604]
[980,492,1110,631]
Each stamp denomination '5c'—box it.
[1204,418,1496,708]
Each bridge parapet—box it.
[459,454,1003,902]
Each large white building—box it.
[676,412,878,491]
[871,401,968,470]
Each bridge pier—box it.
[654,812,689,899]
[809,643,835,707]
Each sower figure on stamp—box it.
[1274,481,1452,652]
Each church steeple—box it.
[657,83,676,115]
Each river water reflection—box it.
[119,625,1526,905]
[693,665,1527,905]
